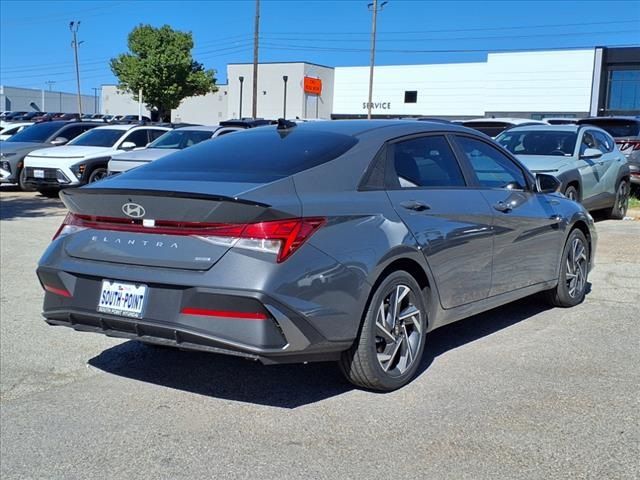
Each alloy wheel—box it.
[616,181,629,216]
[374,284,423,377]
[565,237,587,298]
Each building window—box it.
[607,69,640,111]
[404,91,417,103]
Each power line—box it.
[261,19,640,35]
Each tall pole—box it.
[70,21,83,116]
[252,0,260,119]
[282,75,288,118]
[138,88,143,121]
[239,76,244,118]
[367,1,387,120]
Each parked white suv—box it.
[23,124,169,194]
[0,122,33,141]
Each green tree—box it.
[110,24,217,121]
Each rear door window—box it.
[454,135,527,190]
[389,135,466,188]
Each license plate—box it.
[34,169,44,179]
[97,280,147,318]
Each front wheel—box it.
[18,168,35,192]
[546,229,590,307]
[564,185,579,202]
[88,167,108,183]
[608,179,629,220]
[339,271,427,391]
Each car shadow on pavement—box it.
[88,292,573,408]
[0,186,65,221]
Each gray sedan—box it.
[107,125,243,174]
[37,120,596,391]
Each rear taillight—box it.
[616,140,640,151]
[52,212,325,262]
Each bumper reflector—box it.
[43,284,72,297]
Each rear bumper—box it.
[38,267,352,364]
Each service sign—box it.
[303,77,322,95]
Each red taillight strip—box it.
[180,307,268,320]
[43,284,72,298]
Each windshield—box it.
[69,128,124,147]
[5,122,61,143]
[497,130,577,156]
[579,119,640,138]
[148,130,214,150]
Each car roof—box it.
[503,124,581,132]
[92,124,167,131]
[261,119,474,138]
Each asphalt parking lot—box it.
[1,186,638,480]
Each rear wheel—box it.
[608,179,629,220]
[339,271,427,391]
[564,184,579,202]
[88,167,108,183]
[546,229,589,307]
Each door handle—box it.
[400,200,430,212]
[493,201,512,213]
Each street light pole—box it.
[239,76,244,119]
[367,1,387,120]
[69,21,83,116]
[252,0,260,119]
[282,75,288,118]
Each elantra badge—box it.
[122,202,146,218]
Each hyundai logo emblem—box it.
[122,202,146,218]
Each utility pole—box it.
[92,87,99,114]
[367,1,387,120]
[252,0,260,119]
[69,21,83,116]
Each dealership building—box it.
[104,45,640,122]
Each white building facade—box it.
[100,46,639,123]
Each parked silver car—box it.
[108,125,244,174]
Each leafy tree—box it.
[110,24,217,121]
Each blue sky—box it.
[1,0,638,94]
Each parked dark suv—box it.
[0,121,101,190]
[577,117,640,189]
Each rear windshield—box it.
[149,129,214,150]
[5,122,61,143]
[497,130,577,156]
[578,119,640,138]
[127,127,359,183]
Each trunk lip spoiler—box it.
[59,187,270,209]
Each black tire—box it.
[18,168,35,192]
[88,167,108,183]
[564,184,579,202]
[546,229,590,307]
[339,271,428,391]
[37,188,60,198]
[608,179,630,220]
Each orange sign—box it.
[303,77,322,95]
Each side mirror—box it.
[536,173,561,194]
[120,141,136,150]
[580,148,603,160]
[50,136,68,146]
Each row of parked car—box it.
[0,118,273,195]
[0,110,152,124]
[0,114,637,217]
